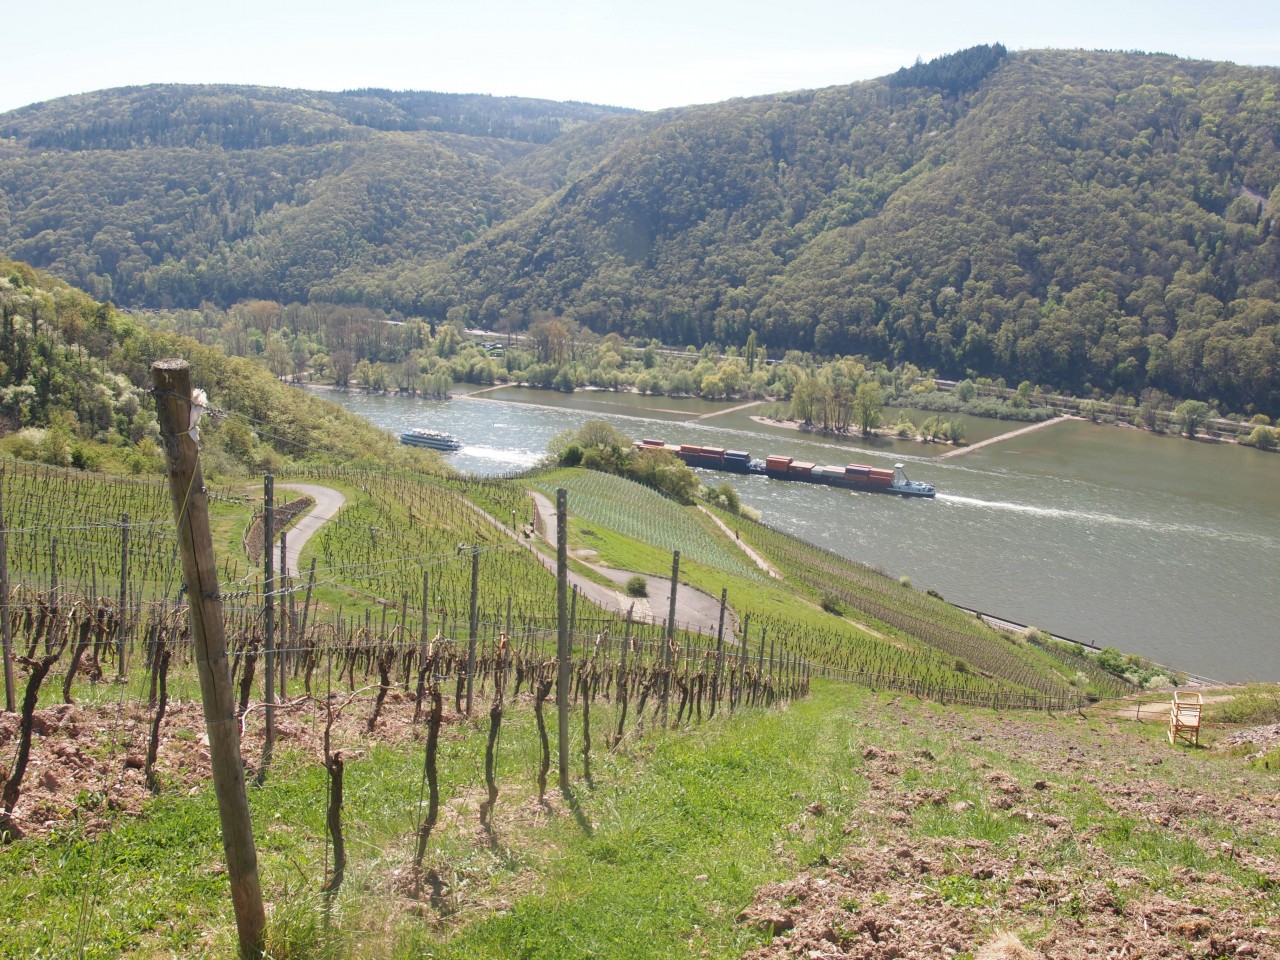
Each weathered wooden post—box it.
[262,475,275,768]
[466,545,479,716]
[0,471,13,713]
[278,533,288,700]
[117,512,129,680]
[662,551,679,727]
[556,489,570,793]
[151,359,266,959]
[710,588,727,718]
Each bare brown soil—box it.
[737,698,1280,959]
[0,689,453,840]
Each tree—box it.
[854,381,884,436]
[330,350,355,389]
[264,331,291,380]
[745,331,757,373]
[1172,400,1213,437]
[1246,425,1277,450]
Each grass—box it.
[6,680,1280,958]
[0,686,860,959]
[529,469,767,583]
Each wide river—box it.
[316,385,1278,682]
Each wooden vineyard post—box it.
[278,534,288,701]
[117,512,129,680]
[151,359,266,959]
[262,474,275,769]
[710,588,727,719]
[662,551,679,727]
[0,471,13,713]
[556,488,570,793]
[466,545,479,717]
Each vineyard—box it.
[523,468,1105,708]
[0,436,1147,959]
[718,505,1135,702]
[0,450,822,957]
[0,460,250,606]
[529,469,769,584]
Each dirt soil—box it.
[737,697,1280,959]
[0,686,457,840]
[5,684,1279,957]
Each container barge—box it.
[637,439,936,498]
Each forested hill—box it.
[0,86,635,308]
[2,48,1279,414]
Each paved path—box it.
[935,416,1073,459]
[265,480,735,637]
[277,483,346,577]
[527,490,738,637]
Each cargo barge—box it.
[637,439,936,498]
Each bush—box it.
[704,481,740,514]
[560,444,583,467]
[624,575,648,598]
[1245,425,1277,450]
[819,593,844,615]
[1215,690,1280,725]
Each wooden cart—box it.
[1169,690,1203,746]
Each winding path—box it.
[527,490,738,637]
[276,483,346,577]
[265,480,735,637]
[696,505,780,579]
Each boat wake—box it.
[937,493,1272,545]
[460,445,542,468]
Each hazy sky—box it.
[4,0,1279,114]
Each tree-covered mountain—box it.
[0,86,631,307]
[2,49,1279,414]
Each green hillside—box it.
[0,256,441,476]
[0,261,1274,960]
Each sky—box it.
[4,0,1279,115]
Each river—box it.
[315,385,1278,682]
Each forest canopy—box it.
[1,50,1278,415]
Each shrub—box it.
[704,481,741,514]
[819,593,844,616]
[1215,691,1280,725]
[1245,425,1277,450]
[624,575,648,598]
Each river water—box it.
[316,385,1278,682]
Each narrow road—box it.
[268,480,735,636]
[277,483,346,577]
[528,490,738,636]
[935,416,1072,459]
